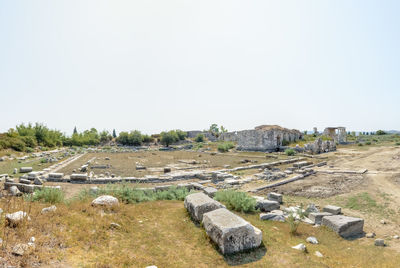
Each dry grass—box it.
[1,197,399,267]
[57,151,280,177]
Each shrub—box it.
[358,143,363,146]
[195,134,205,143]
[365,141,371,145]
[28,188,65,204]
[376,130,386,135]
[217,142,235,152]
[285,148,295,156]
[214,190,256,213]
[286,206,305,235]
[142,134,154,143]
[160,131,179,147]
[77,184,192,204]
[10,138,26,152]
[396,142,400,146]
[25,147,34,153]
[175,130,187,140]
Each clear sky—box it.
[1,0,399,135]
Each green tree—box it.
[160,131,179,147]
[73,126,78,135]
[112,129,117,138]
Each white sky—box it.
[1,0,399,135]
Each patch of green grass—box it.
[217,142,235,153]
[77,184,194,204]
[344,192,381,212]
[27,187,65,204]
[214,190,256,213]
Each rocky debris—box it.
[190,182,205,190]
[256,200,280,212]
[41,205,57,214]
[374,239,385,247]
[212,171,236,182]
[292,243,306,251]
[12,243,29,256]
[267,192,283,203]
[6,211,31,227]
[304,138,336,154]
[366,232,376,238]
[19,167,33,173]
[315,251,323,257]
[308,212,332,225]
[105,157,110,160]
[305,203,319,215]
[203,187,218,198]
[9,186,22,196]
[380,219,386,225]
[34,177,43,185]
[184,193,225,222]
[91,195,119,207]
[306,236,318,244]
[164,167,171,173]
[322,215,364,238]
[136,164,146,170]
[260,210,285,222]
[13,168,18,174]
[323,205,341,215]
[202,208,262,254]
[80,164,89,172]
[393,235,399,239]
[6,178,14,183]
[256,169,287,181]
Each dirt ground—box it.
[57,151,285,177]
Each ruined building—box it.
[219,125,303,152]
[323,127,347,144]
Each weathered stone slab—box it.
[202,208,262,254]
[322,215,364,238]
[323,205,341,215]
[48,173,64,179]
[70,173,88,181]
[203,187,218,197]
[19,178,31,185]
[20,167,33,173]
[308,212,332,225]
[267,192,283,203]
[184,193,224,222]
[91,195,119,207]
[260,210,285,222]
[256,200,280,212]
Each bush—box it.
[142,134,154,143]
[396,142,400,146]
[160,131,179,147]
[28,188,65,204]
[195,134,205,143]
[358,143,363,146]
[365,141,371,145]
[77,184,192,204]
[285,148,296,156]
[217,142,235,153]
[287,206,305,235]
[376,130,386,135]
[10,138,26,152]
[214,190,256,213]
[175,130,187,140]
[25,147,34,153]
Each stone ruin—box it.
[219,125,303,152]
[323,127,347,144]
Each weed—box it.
[26,188,65,204]
[285,148,295,156]
[214,190,256,213]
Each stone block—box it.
[256,200,280,212]
[267,192,283,203]
[20,167,33,173]
[308,212,332,225]
[203,187,218,197]
[323,205,341,215]
[202,208,262,254]
[184,193,224,222]
[322,215,364,238]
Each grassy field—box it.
[0,157,62,177]
[1,196,399,267]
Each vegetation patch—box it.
[217,142,235,153]
[214,190,256,213]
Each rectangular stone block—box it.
[70,173,88,181]
[322,215,364,238]
[48,173,64,179]
[184,193,225,222]
[323,205,341,215]
[256,200,280,212]
[308,212,332,225]
[203,187,218,197]
[267,192,283,203]
[202,208,262,254]
[20,167,33,173]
